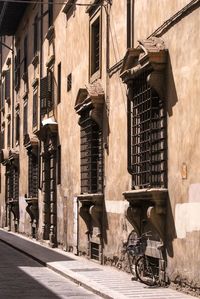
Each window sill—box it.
[31,54,39,67]
[22,71,28,82]
[45,25,55,41]
[5,97,11,105]
[32,78,39,89]
[77,193,104,204]
[89,69,100,84]
[123,188,168,204]
[46,55,55,68]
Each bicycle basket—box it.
[127,239,146,256]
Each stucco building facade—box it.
[0,0,200,295]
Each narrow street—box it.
[0,240,101,299]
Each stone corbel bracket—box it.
[77,193,104,237]
[123,188,168,243]
[9,199,19,225]
[75,81,105,128]
[0,149,10,165]
[125,204,141,236]
[24,133,39,154]
[120,37,168,100]
[25,197,39,225]
[35,117,58,142]
[9,149,19,168]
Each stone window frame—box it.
[33,14,39,56]
[57,62,61,103]
[7,113,11,148]
[15,104,20,146]
[1,121,5,150]
[14,48,21,91]
[32,88,38,130]
[89,8,102,82]
[40,66,54,117]
[120,37,168,190]
[75,82,104,195]
[23,96,28,137]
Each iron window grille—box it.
[33,15,38,55]
[5,69,10,101]
[79,110,103,194]
[6,165,19,202]
[14,49,20,90]
[1,79,5,111]
[15,111,20,145]
[28,150,39,198]
[90,242,100,261]
[7,120,11,148]
[128,71,167,189]
[23,101,28,136]
[33,91,38,128]
[23,36,28,74]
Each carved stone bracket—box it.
[147,205,165,243]
[123,188,168,242]
[79,204,92,235]
[35,117,58,142]
[0,149,10,165]
[75,81,105,128]
[25,197,39,225]
[89,204,102,237]
[125,205,141,236]
[120,37,168,100]
[9,199,19,227]
[8,149,19,168]
[77,193,104,237]
[24,133,39,153]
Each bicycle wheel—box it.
[135,256,157,286]
[127,230,138,276]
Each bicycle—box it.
[126,230,160,286]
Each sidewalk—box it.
[0,229,196,299]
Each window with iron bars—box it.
[6,164,19,201]
[23,100,28,136]
[14,49,20,90]
[128,71,167,189]
[15,110,20,145]
[33,91,38,128]
[28,150,39,198]
[33,15,38,55]
[23,36,28,74]
[79,110,103,194]
[5,69,10,102]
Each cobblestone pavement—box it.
[0,240,101,299]
[0,229,197,299]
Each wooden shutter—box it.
[40,76,48,114]
[47,70,53,109]
[5,69,10,100]
[15,49,20,89]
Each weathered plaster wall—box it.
[134,0,200,289]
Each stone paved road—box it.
[0,240,101,299]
